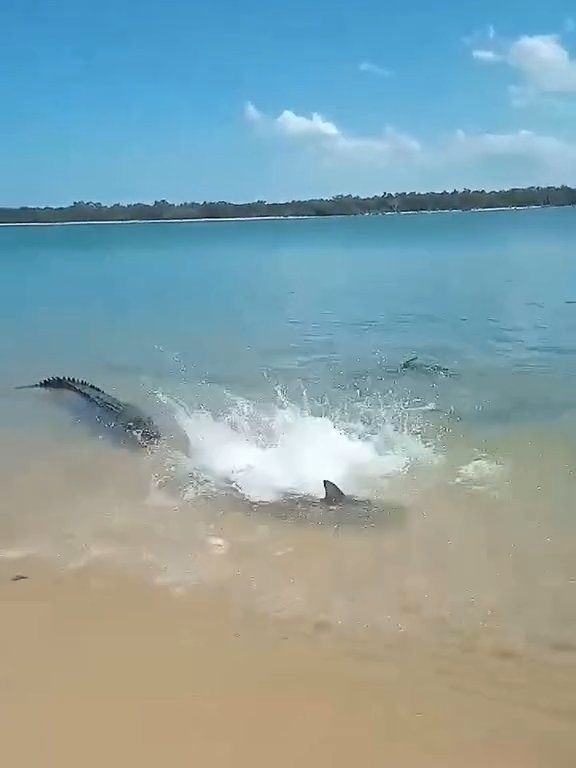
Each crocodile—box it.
[16,376,161,448]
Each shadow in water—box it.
[245,493,407,530]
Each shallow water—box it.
[1,209,575,661]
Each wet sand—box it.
[1,425,575,767]
[1,559,575,768]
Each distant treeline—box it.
[1,186,576,224]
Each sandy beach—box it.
[1,557,575,768]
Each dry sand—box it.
[1,559,575,768]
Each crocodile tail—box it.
[16,376,106,392]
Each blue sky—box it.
[1,0,576,205]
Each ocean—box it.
[1,207,575,655]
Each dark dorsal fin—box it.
[400,356,418,370]
[323,480,346,504]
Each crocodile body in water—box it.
[16,376,161,448]
[16,381,403,528]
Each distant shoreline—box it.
[0,214,321,227]
[1,185,574,226]
[0,204,566,228]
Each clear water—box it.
[1,209,575,655]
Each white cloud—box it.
[472,49,501,62]
[275,109,340,138]
[244,101,263,123]
[440,128,576,187]
[508,34,576,91]
[244,103,421,165]
[449,128,576,167]
[244,102,576,185]
[358,61,393,77]
[471,33,576,93]
[329,129,422,164]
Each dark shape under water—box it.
[399,356,456,377]
[16,376,161,448]
[247,478,406,529]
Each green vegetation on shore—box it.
[1,186,575,224]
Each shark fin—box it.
[323,480,346,504]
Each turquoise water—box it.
[1,209,575,652]
[2,208,576,445]
[1,210,576,369]
[2,208,576,390]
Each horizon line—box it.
[2,184,575,211]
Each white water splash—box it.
[455,456,506,490]
[159,390,436,503]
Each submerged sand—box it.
[1,559,575,768]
